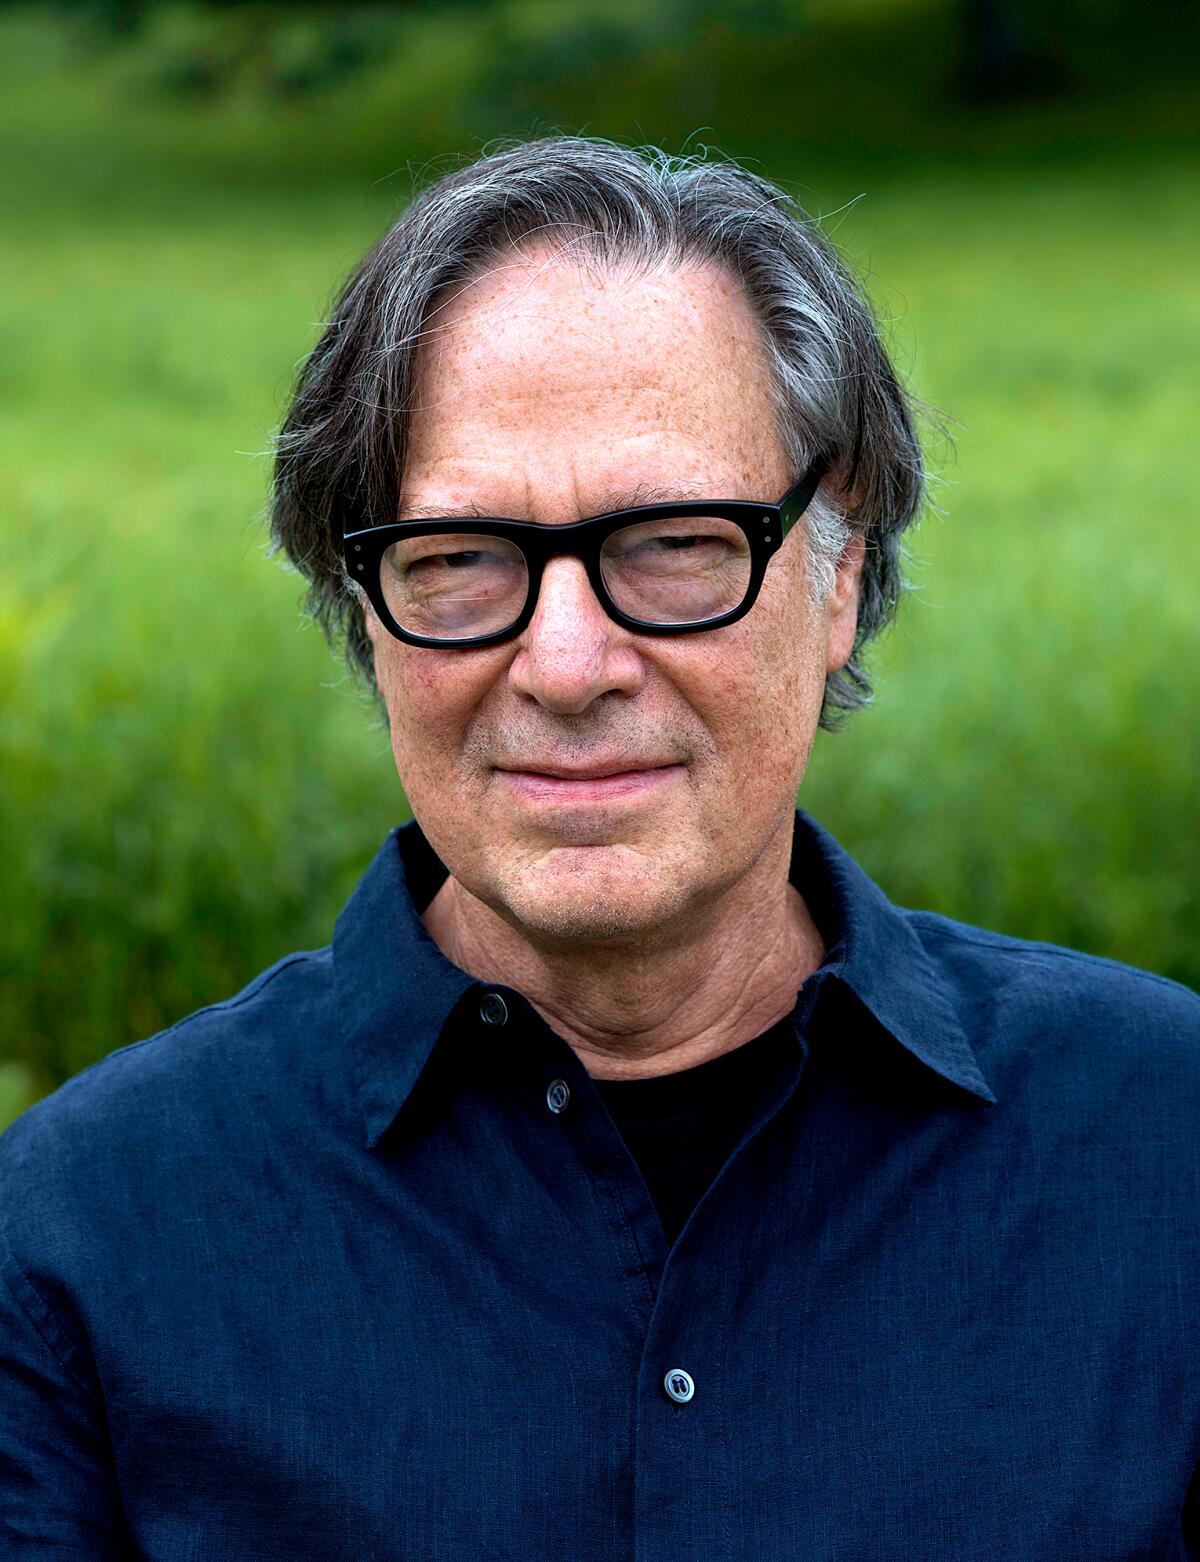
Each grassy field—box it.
[2,3,1198,1126]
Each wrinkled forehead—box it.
[417,239,769,375]
[401,244,789,507]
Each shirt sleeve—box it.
[0,1238,133,1557]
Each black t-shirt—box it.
[592,1017,798,1247]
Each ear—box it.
[825,531,866,677]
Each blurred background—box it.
[2,0,1197,1126]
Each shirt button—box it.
[479,992,508,1026]
[663,1368,695,1404]
[546,1078,571,1114]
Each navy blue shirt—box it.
[3,808,1199,1559]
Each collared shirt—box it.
[2,808,1198,1559]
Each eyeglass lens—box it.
[380,515,753,640]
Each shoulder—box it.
[907,908,1200,1023]
[905,908,1200,1095]
[0,947,336,1258]
[4,945,335,1142]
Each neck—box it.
[421,824,825,1079]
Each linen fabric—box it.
[2,809,1198,1559]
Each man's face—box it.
[364,249,863,946]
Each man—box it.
[2,137,1197,1558]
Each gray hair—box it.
[270,135,925,727]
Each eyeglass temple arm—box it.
[778,453,833,540]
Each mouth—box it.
[492,761,686,806]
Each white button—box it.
[663,1368,695,1403]
[546,1079,571,1114]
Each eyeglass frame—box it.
[342,451,832,650]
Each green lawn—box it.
[2,5,1197,1126]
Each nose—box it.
[507,556,644,714]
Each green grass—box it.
[2,4,1198,1127]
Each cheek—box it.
[697,576,824,786]
[374,640,500,788]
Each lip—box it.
[494,763,685,806]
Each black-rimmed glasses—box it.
[343,453,830,649]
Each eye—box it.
[384,535,523,581]
[636,534,712,554]
[605,518,747,572]
[598,516,753,626]
[409,547,504,572]
[379,533,529,641]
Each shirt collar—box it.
[789,810,997,1107]
[334,807,996,1150]
[334,822,479,1150]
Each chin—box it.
[497,843,694,946]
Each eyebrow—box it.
[396,480,714,524]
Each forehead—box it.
[402,247,788,508]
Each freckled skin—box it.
[364,248,864,1075]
